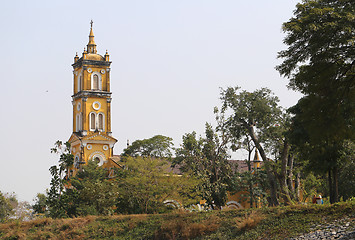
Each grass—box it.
[0,201,354,239]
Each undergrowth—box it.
[0,201,353,240]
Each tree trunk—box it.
[332,167,339,203]
[295,172,301,202]
[287,155,295,198]
[329,170,334,204]
[279,141,292,205]
[246,123,279,206]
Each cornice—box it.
[72,90,112,100]
[72,58,111,69]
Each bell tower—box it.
[68,21,118,175]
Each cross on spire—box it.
[90,20,93,28]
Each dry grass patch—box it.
[235,211,264,231]
[155,214,220,240]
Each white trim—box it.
[77,73,82,92]
[89,112,97,131]
[88,111,105,132]
[98,112,105,132]
[88,151,106,167]
[92,101,101,110]
[225,201,243,209]
[91,72,102,90]
[76,112,82,132]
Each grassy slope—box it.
[0,201,354,240]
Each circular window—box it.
[92,101,101,110]
[100,69,106,74]
[87,144,92,150]
[87,68,92,73]
[103,145,108,151]
[93,155,104,166]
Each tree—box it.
[46,165,67,218]
[50,140,74,179]
[115,156,200,214]
[219,87,293,206]
[277,0,355,203]
[122,135,174,158]
[0,191,13,222]
[32,193,48,216]
[69,160,119,216]
[174,123,233,208]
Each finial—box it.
[90,19,93,28]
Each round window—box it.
[92,101,101,110]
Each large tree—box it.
[115,156,200,214]
[174,123,233,209]
[220,87,293,206]
[277,0,355,203]
[122,135,174,159]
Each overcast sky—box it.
[0,0,302,202]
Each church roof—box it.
[85,53,104,61]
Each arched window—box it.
[98,113,104,131]
[79,113,82,131]
[93,74,99,90]
[76,113,82,131]
[78,75,82,92]
[90,112,96,131]
[76,114,80,132]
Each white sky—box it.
[0,0,302,202]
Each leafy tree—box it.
[115,156,200,214]
[277,0,355,203]
[46,165,67,218]
[32,193,47,216]
[338,140,355,201]
[69,160,119,216]
[174,123,233,209]
[232,168,268,208]
[0,191,13,222]
[122,135,174,158]
[219,87,293,206]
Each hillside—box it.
[0,201,354,240]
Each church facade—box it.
[68,22,118,176]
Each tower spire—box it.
[87,20,97,54]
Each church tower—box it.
[68,21,118,175]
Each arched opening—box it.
[78,75,82,92]
[90,112,96,131]
[98,113,104,131]
[93,74,99,90]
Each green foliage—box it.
[338,140,355,200]
[0,192,13,222]
[69,160,119,216]
[122,135,174,158]
[278,0,355,203]
[219,87,293,206]
[175,123,233,208]
[232,169,269,208]
[115,156,200,214]
[32,193,47,215]
[46,165,67,218]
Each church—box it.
[68,22,119,177]
[66,22,263,209]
